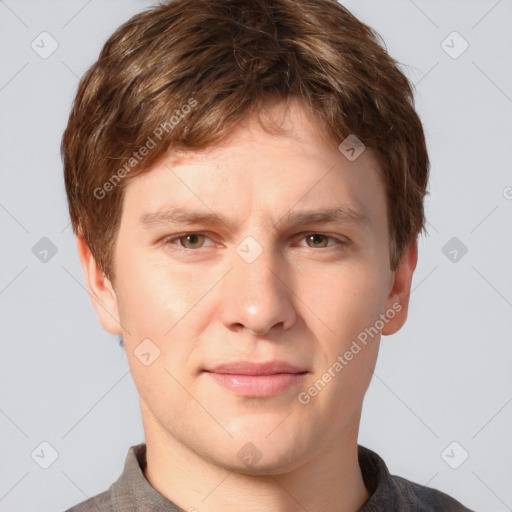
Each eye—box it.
[159,232,348,254]
[162,233,212,250]
[297,233,346,249]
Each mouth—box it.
[203,361,309,397]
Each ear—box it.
[381,238,418,336]
[76,234,123,335]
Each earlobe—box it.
[75,234,123,335]
[381,239,418,336]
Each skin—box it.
[77,98,417,512]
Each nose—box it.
[218,246,297,337]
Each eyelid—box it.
[293,232,349,248]
[160,231,349,251]
[160,232,216,249]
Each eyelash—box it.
[160,232,349,253]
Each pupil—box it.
[183,234,201,248]
[310,234,324,246]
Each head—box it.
[62,0,429,473]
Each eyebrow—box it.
[138,205,370,230]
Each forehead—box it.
[120,100,387,233]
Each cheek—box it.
[115,264,201,418]
[302,268,384,407]
[297,263,387,406]
[115,258,196,335]
[301,263,388,341]
[114,259,208,376]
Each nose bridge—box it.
[231,214,282,293]
[234,237,283,298]
[219,236,296,335]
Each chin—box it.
[217,427,311,475]
[211,448,306,477]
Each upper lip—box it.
[205,361,307,376]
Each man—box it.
[61,0,474,510]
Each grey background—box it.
[0,0,511,511]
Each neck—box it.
[142,415,370,512]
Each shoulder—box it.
[357,445,474,511]
[386,474,475,511]
[63,443,146,512]
[63,489,112,512]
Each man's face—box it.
[86,99,413,473]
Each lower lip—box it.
[206,372,307,397]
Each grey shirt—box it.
[65,443,475,511]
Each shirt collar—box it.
[110,444,182,512]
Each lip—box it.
[206,360,306,375]
[204,361,309,397]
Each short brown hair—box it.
[62,0,429,283]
